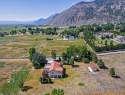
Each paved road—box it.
[0,57,54,62]
[96,50,125,56]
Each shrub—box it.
[39,76,52,84]
[78,83,84,86]
[82,58,89,63]
[46,38,53,40]
[109,68,115,77]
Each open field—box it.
[0,35,48,58]
[0,36,17,44]
[0,60,31,95]
[39,39,87,55]
[96,53,125,90]
[0,34,88,58]
[0,27,27,33]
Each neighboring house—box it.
[69,36,75,40]
[88,63,98,73]
[117,36,125,43]
[42,61,63,78]
[95,32,113,37]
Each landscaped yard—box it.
[18,62,102,95]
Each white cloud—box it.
[14,17,39,21]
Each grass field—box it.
[0,35,48,58]
[0,36,17,44]
[0,34,88,58]
[39,40,87,55]
[0,27,28,33]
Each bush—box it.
[109,68,115,77]
[46,38,53,40]
[69,58,74,67]
[0,32,4,37]
[78,83,84,86]
[44,88,64,95]
[82,58,89,63]
[39,76,52,84]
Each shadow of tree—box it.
[113,75,121,79]
[62,68,68,78]
[72,65,79,68]
[21,86,33,92]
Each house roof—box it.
[44,63,51,69]
[49,61,63,72]
[69,36,75,40]
[89,63,97,69]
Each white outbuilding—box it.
[88,63,98,73]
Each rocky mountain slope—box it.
[33,13,58,25]
[45,0,125,26]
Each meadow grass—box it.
[40,39,87,55]
[0,36,17,44]
[0,35,48,58]
[0,62,5,68]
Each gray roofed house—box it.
[117,36,125,43]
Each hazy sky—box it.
[0,0,94,21]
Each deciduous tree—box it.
[29,48,35,62]
[51,50,56,59]
[32,52,47,69]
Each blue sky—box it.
[0,0,94,21]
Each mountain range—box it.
[1,0,125,26]
[33,14,58,25]
[45,0,125,26]
[0,14,58,25]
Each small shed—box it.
[88,63,98,73]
